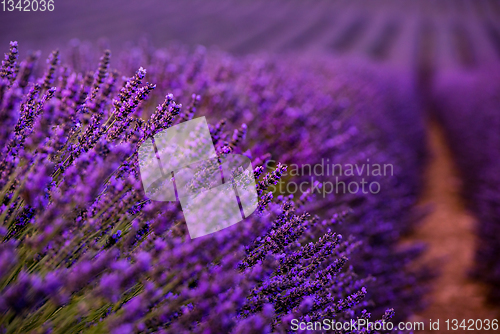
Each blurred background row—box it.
[2,0,500,72]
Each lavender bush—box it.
[0,41,426,333]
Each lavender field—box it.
[1,1,500,333]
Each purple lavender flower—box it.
[0,41,427,333]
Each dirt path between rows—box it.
[408,122,500,333]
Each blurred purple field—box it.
[1,0,500,68]
[1,0,500,333]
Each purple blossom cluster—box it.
[431,69,500,301]
[0,41,426,333]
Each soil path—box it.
[409,122,500,333]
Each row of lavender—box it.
[431,69,500,300]
[0,41,426,333]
